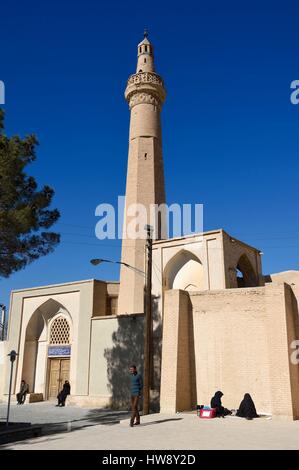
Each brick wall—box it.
[160,283,299,419]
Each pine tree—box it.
[0,109,60,277]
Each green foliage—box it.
[0,109,60,277]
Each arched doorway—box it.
[21,299,72,399]
[235,254,259,287]
[164,250,204,291]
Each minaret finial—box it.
[144,28,149,39]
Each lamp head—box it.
[90,259,103,266]
[8,350,18,362]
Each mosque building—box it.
[1,33,299,419]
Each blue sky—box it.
[0,0,298,310]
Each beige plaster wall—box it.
[88,313,144,408]
[89,316,120,400]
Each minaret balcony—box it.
[125,72,166,107]
[127,71,164,88]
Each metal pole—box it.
[143,225,153,415]
[6,350,17,427]
[6,358,14,426]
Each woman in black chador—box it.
[236,393,259,419]
[56,380,71,407]
[210,391,231,417]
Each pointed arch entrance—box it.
[164,250,204,291]
[235,254,259,287]
[21,298,72,400]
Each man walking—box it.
[129,365,143,427]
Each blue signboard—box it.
[48,346,71,357]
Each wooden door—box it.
[48,359,61,398]
[60,359,70,387]
[48,358,70,399]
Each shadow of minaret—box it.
[103,293,163,413]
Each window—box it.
[144,58,146,63]
[145,45,148,52]
[49,316,70,345]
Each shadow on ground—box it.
[40,408,131,433]
[0,408,131,446]
[136,418,183,427]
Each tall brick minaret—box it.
[117,32,166,314]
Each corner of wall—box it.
[265,282,299,420]
[160,289,193,413]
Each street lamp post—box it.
[6,350,18,427]
[143,225,153,415]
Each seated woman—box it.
[56,380,71,407]
[236,393,259,419]
[210,391,232,417]
[16,380,29,405]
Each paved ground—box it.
[2,408,299,450]
[0,401,130,437]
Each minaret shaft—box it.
[117,35,166,315]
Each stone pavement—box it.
[3,411,299,450]
[0,401,130,437]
